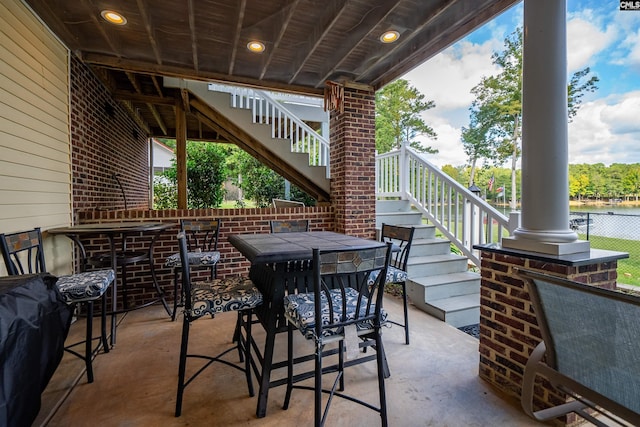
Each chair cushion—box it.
[189,276,263,319]
[367,266,407,286]
[165,251,221,268]
[56,269,115,304]
[284,288,387,339]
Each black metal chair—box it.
[269,219,310,233]
[282,242,393,426]
[165,219,222,321]
[376,223,415,345]
[0,227,114,383]
[174,231,263,417]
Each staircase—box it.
[163,78,331,202]
[377,200,481,328]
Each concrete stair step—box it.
[413,294,480,328]
[405,254,469,276]
[409,238,451,257]
[407,271,480,301]
[375,211,423,228]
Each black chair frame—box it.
[0,227,110,383]
[174,231,259,417]
[282,242,393,427]
[380,223,415,345]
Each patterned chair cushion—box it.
[189,276,263,320]
[367,266,408,286]
[56,269,115,304]
[165,251,221,268]
[284,288,387,339]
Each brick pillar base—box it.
[476,245,626,426]
[329,83,376,239]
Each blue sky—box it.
[403,0,640,167]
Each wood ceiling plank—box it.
[229,0,247,75]
[135,0,162,65]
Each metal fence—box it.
[569,211,640,240]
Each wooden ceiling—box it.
[25,0,519,139]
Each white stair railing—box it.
[376,144,515,266]
[208,83,330,178]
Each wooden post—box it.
[175,98,187,209]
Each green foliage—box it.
[152,175,177,209]
[375,79,438,154]
[467,27,599,169]
[161,141,228,209]
[227,148,315,208]
[569,163,640,201]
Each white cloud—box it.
[567,17,616,72]
[403,40,500,113]
[569,91,640,165]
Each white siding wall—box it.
[0,0,73,275]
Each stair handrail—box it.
[208,83,330,178]
[376,144,513,266]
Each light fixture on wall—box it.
[246,41,265,53]
[379,30,400,43]
[101,10,127,25]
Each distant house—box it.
[152,139,175,175]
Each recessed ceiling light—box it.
[101,10,127,25]
[380,30,400,43]
[247,41,265,53]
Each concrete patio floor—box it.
[34,296,544,426]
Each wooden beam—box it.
[259,0,301,80]
[313,0,400,87]
[229,0,247,75]
[81,53,324,96]
[126,72,168,134]
[120,100,150,134]
[135,0,163,65]
[175,99,188,209]
[187,0,199,71]
[113,91,176,106]
[288,0,348,84]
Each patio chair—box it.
[165,219,221,321]
[0,227,114,383]
[282,242,393,426]
[174,231,263,417]
[517,269,640,426]
[269,219,309,233]
[272,198,305,208]
[373,223,415,345]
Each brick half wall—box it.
[76,207,334,311]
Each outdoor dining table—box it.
[227,231,384,418]
[48,221,174,346]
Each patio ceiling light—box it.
[247,41,265,53]
[380,30,399,43]
[101,10,127,25]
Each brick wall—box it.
[76,207,334,311]
[70,57,150,215]
[329,84,376,239]
[478,249,619,426]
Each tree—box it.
[160,141,228,208]
[375,79,438,154]
[227,148,315,207]
[468,27,599,209]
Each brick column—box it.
[329,83,376,239]
[476,245,627,426]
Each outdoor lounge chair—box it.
[517,269,640,426]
